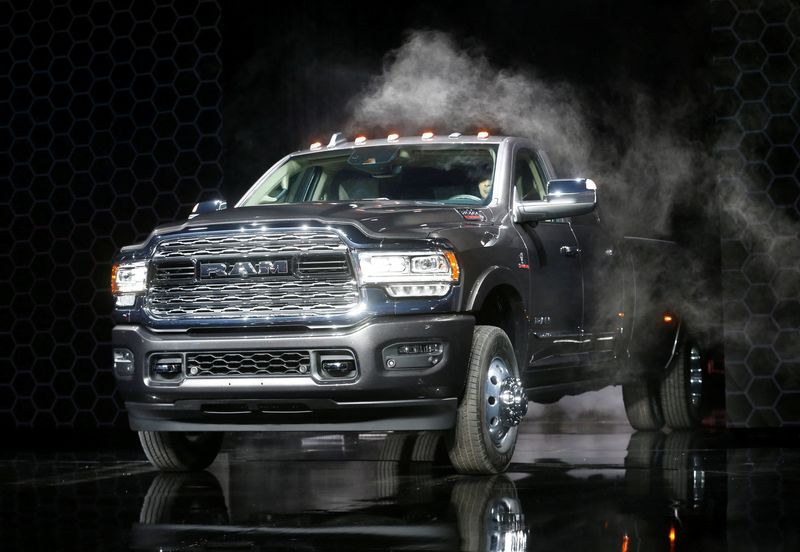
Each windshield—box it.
[240,145,498,207]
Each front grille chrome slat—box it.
[146,230,360,319]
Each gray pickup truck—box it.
[111,133,706,474]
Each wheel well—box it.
[473,285,526,369]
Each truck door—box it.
[571,210,623,363]
[513,149,584,370]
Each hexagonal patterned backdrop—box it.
[713,0,800,426]
[1,0,222,428]
[3,1,798,431]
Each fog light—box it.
[150,355,184,381]
[320,359,356,379]
[313,352,358,382]
[113,348,134,378]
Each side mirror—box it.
[515,178,597,223]
[189,199,227,219]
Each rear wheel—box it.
[138,431,224,472]
[448,326,528,474]
[660,340,705,429]
[622,379,664,430]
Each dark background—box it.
[1,0,798,431]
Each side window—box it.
[514,150,547,201]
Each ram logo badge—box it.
[199,260,289,278]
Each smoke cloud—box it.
[526,385,628,425]
[347,30,724,342]
[343,29,797,419]
[346,30,710,238]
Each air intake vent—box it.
[186,351,311,377]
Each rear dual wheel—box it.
[622,337,705,431]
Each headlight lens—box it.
[356,250,459,294]
[111,261,148,295]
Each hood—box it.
[162,202,491,238]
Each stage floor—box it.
[2,423,799,551]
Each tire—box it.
[660,339,705,429]
[411,431,445,463]
[379,432,413,462]
[451,475,523,552]
[447,326,526,474]
[622,379,664,430]
[376,432,413,497]
[139,431,224,472]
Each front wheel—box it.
[139,431,224,472]
[448,326,528,474]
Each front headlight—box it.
[111,261,148,295]
[356,250,459,297]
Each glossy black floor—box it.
[2,423,800,551]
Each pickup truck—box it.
[111,133,706,474]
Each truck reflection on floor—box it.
[131,430,727,552]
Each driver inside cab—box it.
[478,178,492,199]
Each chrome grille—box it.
[153,230,346,258]
[148,279,359,316]
[186,351,311,377]
[146,230,360,318]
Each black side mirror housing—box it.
[189,199,227,219]
[515,178,597,223]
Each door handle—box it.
[560,245,580,257]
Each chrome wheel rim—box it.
[688,345,703,413]
[485,357,517,452]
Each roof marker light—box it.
[449,132,462,138]
[310,141,322,150]
[387,133,399,142]
[585,179,597,190]
[421,131,434,140]
[477,131,490,140]
[355,135,367,145]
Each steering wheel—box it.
[448,194,482,202]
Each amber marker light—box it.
[387,133,399,142]
[309,141,322,150]
[663,313,674,324]
[477,130,490,139]
[354,135,367,145]
[421,131,434,140]
[618,311,625,318]
[621,534,629,552]
[669,525,676,550]
[110,264,119,295]
[443,250,460,281]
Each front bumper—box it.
[113,314,474,432]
